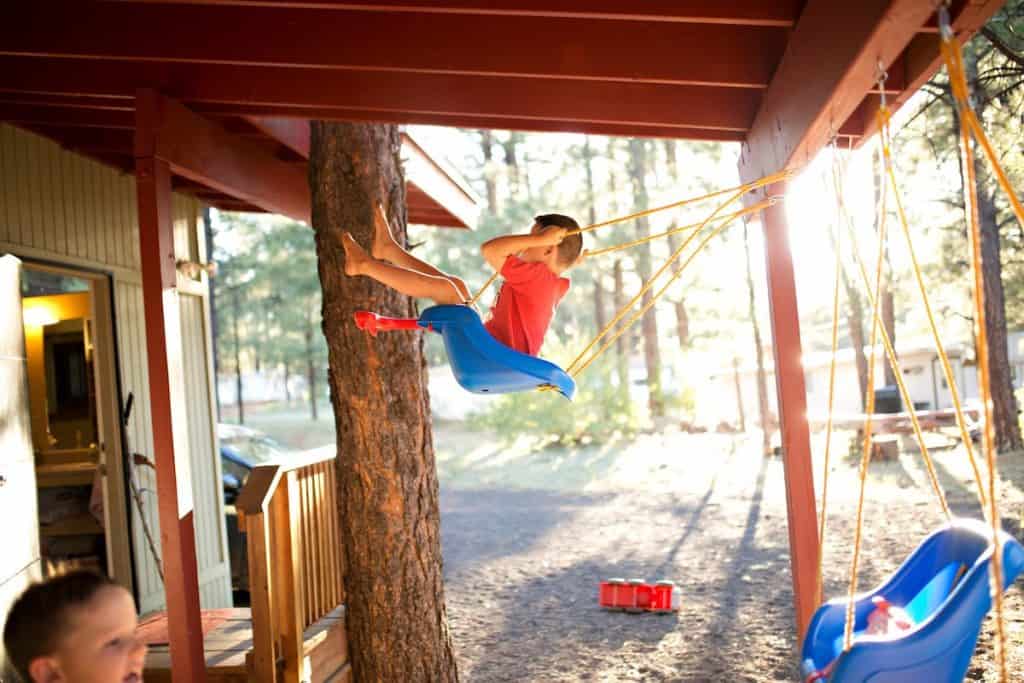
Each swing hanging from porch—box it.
[802,11,1024,682]
[355,168,791,399]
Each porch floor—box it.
[143,607,350,683]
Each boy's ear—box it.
[28,656,62,682]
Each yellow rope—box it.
[833,146,951,521]
[585,203,766,258]
[940,25,1009,681]
[877,107,988,513]
[469,169,796,306]
[816,157,844,608]
[843,131,890,652]
[570,201,759,379]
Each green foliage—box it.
[468,353,637,445]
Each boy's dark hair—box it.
[535,213,583,267]
[3,571,119,681]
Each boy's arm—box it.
[480,228,568,271]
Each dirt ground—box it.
[436,426,1024,682]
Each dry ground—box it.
[436,426,1024,682]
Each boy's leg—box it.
[342,233,466,305]
[372,207,471,299]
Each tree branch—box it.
[981,27,1024,68]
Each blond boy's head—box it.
[3,571,146,683]
[533,214,583,268]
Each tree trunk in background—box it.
[283,362,291,405]
[627,138,664,417]
[827,218,869,409]
[502,133,521,198]
[204,207,221,420]
[305,325,318,422]
[960,47,1023,453]
[743,221,772,456]
[309,121,458,682]
[661,140,693,351]
[231,288,244,424]
[583,136,606,334]
[974,159,1024,452]
[881,283,897,389]
[872,147,899,392]
[613,259,630,397]
[479,130,498,212]
[675,300,690,348]
[732,358,747,432]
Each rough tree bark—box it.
[627,138,664,417]
[309,121,459,682]
[974,157,1024,452]
[961,47,1024,453]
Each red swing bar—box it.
[354,310,430,336]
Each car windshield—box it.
[222,434,287,465]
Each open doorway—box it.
[20,263,134,592]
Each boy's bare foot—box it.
[341,232,371,276]
[371,203,403,262]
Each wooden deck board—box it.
[143,606,348,683]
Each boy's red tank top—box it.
[483,255,570,356]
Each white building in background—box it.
[700,331,1024,430]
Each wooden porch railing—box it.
[237,449,346,683]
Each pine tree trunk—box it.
[305,326,318,422]
[743,222,772,455]
[613,259,630,397]
[479,130,498,212]
[627,138,663,417]
[827,218,869,409]
[232,287,244,425]
[309,121,458,682]
[675,300,690,348]
[975,162,1024,452]
[204,207,221,420]
[873,147,899,391]
[732,358,746,432]
[881,284,897,389]
[283,362,291,405]
[583,136,606,335]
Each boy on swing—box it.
[340,205,584,356]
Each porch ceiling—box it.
[0,0,1007,206]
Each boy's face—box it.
[29,586,146,683]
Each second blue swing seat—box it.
[801,518,1024,682]
[419,305,576,399]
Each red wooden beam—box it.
[844,0,1006,143]
[103,0,803,27]
[738,0,941,184]
[0,4,787,89]
[0,57,758,133]
[134,149,208,683]
[243,116,310,159]
[134,90,310,221]
[0,104,134,129]
[734,0,965,642]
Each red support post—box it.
[135,152,208,683]
[759,182,819,640]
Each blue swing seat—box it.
[419,305,576,399]
[801,518,1024,682]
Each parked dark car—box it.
[218,423,290,600]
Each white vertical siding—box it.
[0,124,231,612]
